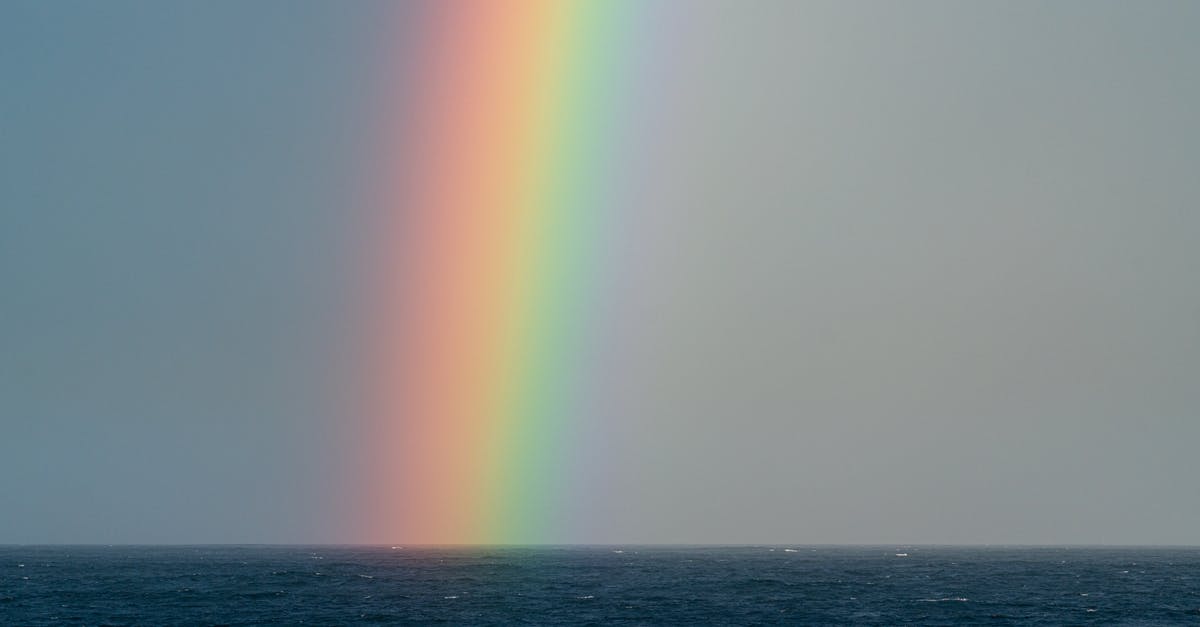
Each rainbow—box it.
[359,1,634,544]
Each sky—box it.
[2,0,1199,545]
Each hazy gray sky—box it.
[3,0,1199,544]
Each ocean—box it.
[2,546,1198,624]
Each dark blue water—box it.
[3,546,1199,624]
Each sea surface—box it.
[2,545,1199,624]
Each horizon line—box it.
[2,538,1200,542]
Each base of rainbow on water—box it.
[354,1,643,544]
